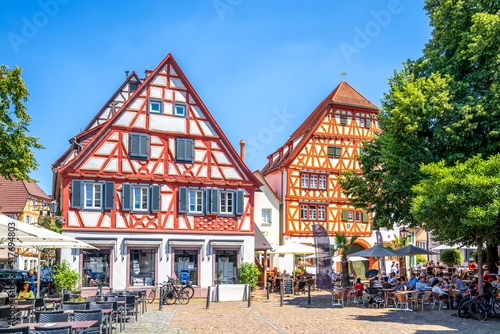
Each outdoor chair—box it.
[17,298,35,323]
[62,302,87,311]
[33,325,72,334]
[0,326,29,334]
[417,291,433,311]
[38,311,69,323]
[34,298,46,311]
[138,290,147,313]
[106,298,125,332]
[332,289,344,308]
[34,310,63,322]
[124,295,138,322]
[295,281,307,295]
[0,307,15,328]
[407,291,420,309]
[385,291,397,308]
[395,293,412,312]
[85,297,100,303]
[74,310,104,334]
[432,292,450,310]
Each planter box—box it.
[210,284,248,301]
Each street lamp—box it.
[400,227,408,239]
[48,200,58,216]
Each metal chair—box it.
[91,303,113,333]
[62,302,87,311]
[38,311,70,323]
[106,298,125,332]
[432,292,450,310]
[85,297,100,303]
[124,295,138,322]
[34,310,64,322]
[74,310,104,334]
[0,326,29,334]
[332,289,344,308]
[34,298,46,311]
[32,325,72,334]
[395,293,412,312]
[17,298,35,323]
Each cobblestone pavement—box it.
[123,291,500,334]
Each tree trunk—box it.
[477,239,484,295]
[399,257,405,279]
[486,241,499,273]
[342,261,350,287]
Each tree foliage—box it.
[440,249,463,267]
[411,154,500,293]
[332,233,358,287]
[53,260,81,292]
[0,65,43,181]
[237,262,261,290]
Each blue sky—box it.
[0,0,431,194]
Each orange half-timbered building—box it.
[52,54,260,295]
[261,81,397,274]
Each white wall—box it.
[254,172,281,247]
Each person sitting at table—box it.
[408,273,418,290]
[281,270,288,278]
[427,273,437,285]
[353,278,364,291]
[390,261,398,275]
[451,275,466,291]
[17,282,34,300]
[493,275,500,288]
[431,280,447,296]
[415,277,428,290]
[388,272,396,285]
[382,277,392,289]
[426,261,433,267]
[370,276,383,289]
[416,262,422,269]
[394,278,406,291]
[468,260,476,270]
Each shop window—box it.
[129,249,156,286]
[82,249,111,288]
[215,250,238,284]
[174,250,198,285]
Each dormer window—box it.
[130,83,138,91]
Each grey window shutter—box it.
[176,138,185,161]
[185,139,194,162]
[328,146,335,158]
[178,187,188,213]
[365,119,371,129]
[341,116,347,126]
[129,134,139,157]
[341,210,349,221]
[362,212,369,223]
[140,134,149,158]
[122,183,131,211]
[104,181,115,210]
[359,147,364,156]
[150,185,161,212]
[335,146,342,158]
[71,180,82,208]
[235,190,245,215]
[211,188,219,214]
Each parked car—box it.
[0,270,27,293]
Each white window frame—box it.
[173,103,187,118]
[301,174,309,188]
[300,205,308,219]
[220,191,234,214]
[310,175,318,189]
[309,205,317,220]
[355,211,362,222]
[133,186,149,212]
[189,189,204,214]
[319,175,327,189]
[318,206,326,220]
[348,210,354,222]
[84,182,103,210]
[261,208,272,224]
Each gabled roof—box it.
[254,223,273,251]
[55,54,261,186]
[254,170,282,204]
[0,176,50,213]
[261,81,378,175]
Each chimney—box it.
[125,71,129,78]
[239,140,245,162]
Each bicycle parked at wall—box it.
[148,281,167,304]
[161,277,190,305]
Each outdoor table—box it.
[64,309,113,334]
[44,297,62,310]
[13,320,97,331]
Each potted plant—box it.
[238,262,261,290]
[53,260,81,293]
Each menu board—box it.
[283,278,294,295]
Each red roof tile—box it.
[0,176,50,213]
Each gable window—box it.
[84,182,102,210]
[310,175,318,189]
[360,119,365,128]
[130,83,138,91]
[262,208,272,223]
[319,175,327,189]
[348,210,354,222]
[133,186,149,212]
[148,99,163,114]
[356,211,362,222]
[220,191,234,214]
[309,205,317,220]
[340,115,347,126]
[175,138,194,163]
[300,205,308,219]
[318,206,326,220]
[189,189,204,214]
[328,146,342,158]
[173,103,187,118]
[129,133,149,159]
[301,174,309,188]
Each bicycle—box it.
[148,281,168,304]
[162,278,189,305]
[178,280,195,299]
[468,287,500,321]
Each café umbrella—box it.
[347,245,400,258]
[269,242,317,278]
[0,214,97,297]
[392,245,437,256]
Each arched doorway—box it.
[346,243,369,279]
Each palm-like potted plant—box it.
[332,233,359,287]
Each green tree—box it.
[411,154,500,294]
[440,249,463,267]
[237,262,261,290]
[0,65,44,181]
[53,260,81,292]
[331,233,358,287]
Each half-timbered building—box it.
[260,81,397,276]
[52,54,260,295]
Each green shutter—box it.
[335,146,342,158]
[341,116,347,126]
[150,185,160,212]
[341,210,349,221]
[362,212,369,222]
[365,119,371,129]
[71,180,83,209]
[235,190,245,215]
[178,187,188,213]
[122,183,131,211]
[104,181,115,210]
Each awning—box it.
[209,241,244,247]
[124,239,162,246]
[168,240,205,247]
[78,239,117,246]
[254,223,272,251]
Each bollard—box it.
[243,284,247,301]
[280,284,283,307]
[158,286,163,311]
[206,286,211,309]
[248,285,251,307]
[308,284,311,305]
[267,283,270,300]
[216,284,220,303]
